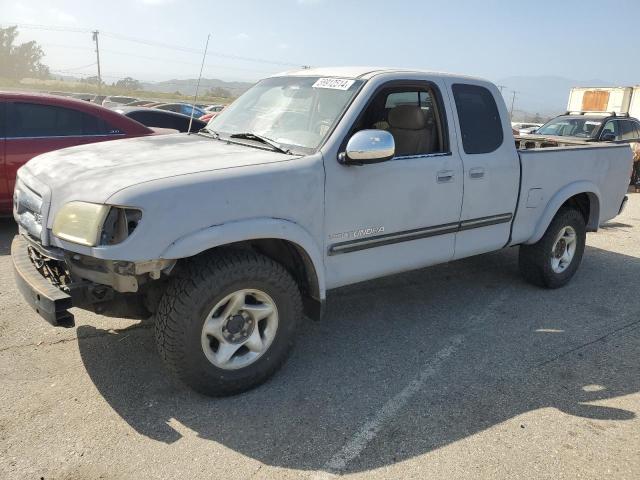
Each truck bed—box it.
[514,134,591,150]
[510,142,633,245]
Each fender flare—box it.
[525,181,601,245]
[161,217,326,300]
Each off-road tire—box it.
[519,207,586,289]
[155,248,302,396]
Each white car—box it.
[512,122,543,135]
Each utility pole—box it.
[510,90,519,118]
[92,30,102,94]
[497,84,507,94]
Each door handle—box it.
[469,167,485,179]
[437,170,454,183]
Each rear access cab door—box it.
[443,80,520,258]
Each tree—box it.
[114,77,141,91]
[0,26,50,79]
[80,75,104,86]
[207,86,232,98]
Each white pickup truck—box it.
[12,67,632,396]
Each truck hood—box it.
[20,133,297,202]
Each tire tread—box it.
[155,248,302,396]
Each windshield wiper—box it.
[229,132,291,154]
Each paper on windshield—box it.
[312,78,355,90]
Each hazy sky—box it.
[2,0,639,85]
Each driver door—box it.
[322,79,464,289]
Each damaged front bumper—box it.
[12,235,95,327]
[11,235,171,327]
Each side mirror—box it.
[601,132,616,142]
[339,129,395,165]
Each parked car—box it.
[519,114,640,145]
[155,103,207,118]
[70,93,95,102]
[112,106,207,132]
[102,96,138,108]
[511,122,542,135]
[11,68,632,396]
[199,112,219,122]
[126,100,157,107]
[0,91,155,215]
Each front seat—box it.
[387,105,433,156]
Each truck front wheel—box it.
[154,249,302,396]
[519,207,586,289]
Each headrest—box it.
[388,105,426,130]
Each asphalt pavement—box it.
[1,194,639,479]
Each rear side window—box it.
[452,84,503,154]
[620,120,640,140]
[8,103,118,138]
[81,113,122,135]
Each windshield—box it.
[205,76,363,154]
[536,117,604,138]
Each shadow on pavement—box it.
[0,219,17,256]
[77,245,640,473]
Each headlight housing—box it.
[52,202,142,247]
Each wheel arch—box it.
[526,182,601,245]
[161,218,326,319]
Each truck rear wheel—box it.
[155,249,302,396]
[519,207,586,289]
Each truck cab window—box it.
[452,84,503,154]
[353,87,445,157]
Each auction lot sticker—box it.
[312,78,355,90]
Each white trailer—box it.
[630,86,640,119]
[567,86,633,115]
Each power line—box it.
[100,31,301,67]
[0,22,92,33]
[40,44,277,73]
[54,62,97,73]
[4,22,307,68]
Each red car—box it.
[0,92,155,216]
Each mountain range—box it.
[140,78,254,98]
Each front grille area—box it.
[27,245,72,288]
[13,178,44,240]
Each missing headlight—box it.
[100,207,142,246]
